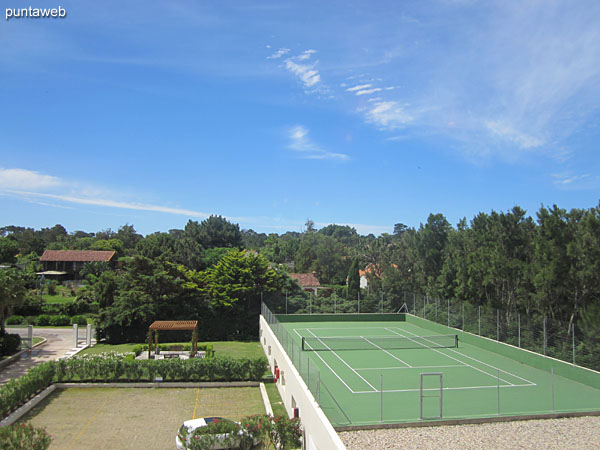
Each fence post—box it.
[73,323,78,348]
[496,309,499,341]
[447,299,450,327]
[285,291,288,314]
[478,305,481,336]
[86,324,92,346]
[497,369,500,416]
[543,316,547,356]
[380,374,384,423]
[518,313,521,348]
[358,291,360,314]
[334,297,337,314]
[572,323,576,366]
[27,325,33,349]
[462,303,465,331]
[309,297,312,315]
[552,368,555,412]
[413,293,416,315]
[381,292,384,314]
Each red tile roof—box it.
[289,272,321,287]
[40,250,116,262]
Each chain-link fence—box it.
[261,302,352,425]
[409,294,600,372]
[261,300,600,426]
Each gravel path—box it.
[340,416,600,450]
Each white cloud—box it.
[284,60,320,88]
[3,189,211,218]
[550,173,597,190]
[297,49,317,61]
[267,47,290,59]
[287,125,349,161]
[365,101,413,130]
[0,168,63,190]
[346,84,372,92]
[485,121,544,149]
[355,88,381,96]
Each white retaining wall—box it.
[259,315,346,450]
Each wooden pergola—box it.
[147,320,198,359]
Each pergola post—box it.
[148,320,199,359]
[192,326,198,356]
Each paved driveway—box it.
[0,327,84,384]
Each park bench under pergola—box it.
[147,320,198,359]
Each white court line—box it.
[305,328,378,392]
[353,383,536,394]
[356,364,465,371]
[385,327,518,386]
[360,336,412,368]
[390,327,536,386]
[292,328,358,394]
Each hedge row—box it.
[0,356,268,418]
[6,314,88,326]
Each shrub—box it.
[6,315,26,325]
[0,333,21,356]
[46,281,58,296]
[70,315,88,326]
[0,423,52,450]
[240,414,302,450]
[48,315,70,326]
[35,315,51,326]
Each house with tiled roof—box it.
[39,250,116,280]
[289,271,321,296]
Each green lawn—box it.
[265,382,287,417]
[41,293,75,304]
[81,340,265,359]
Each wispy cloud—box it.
[274,49,322,90]
[485,121,544,149]
[551,173,598,190]
[267,48,290,59]
[364,101,413,130]
[0,168,63,190]
[286,125,349,161]
[346,84,373,92]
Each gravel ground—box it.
[340,416,600,450]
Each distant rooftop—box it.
[40,250,116,262]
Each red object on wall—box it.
[293,407,299,418]
[274,365,280,381]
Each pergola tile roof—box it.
[40,250,116,262]
[148,320,198,331]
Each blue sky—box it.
[1,0,599,236]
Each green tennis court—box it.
[273,314,600,427]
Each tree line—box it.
[1,203,599,347]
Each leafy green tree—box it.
[0,268,28,333]
[135,232,176,261]
[319,224,359,247]
[196,216,243,249]
[295,233,348,284]
[347,259,360,300]
[90,238,124,257]
[0,237,19,264]
[115,224,143,252]
[417,213,451,294]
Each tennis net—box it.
[302,334,458,351]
